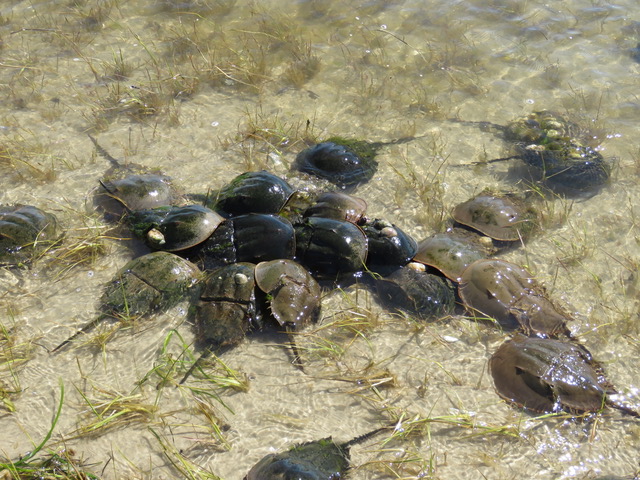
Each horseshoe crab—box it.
[452,190,538,243]
[180,259,320,383]
[413,228,495,282]
[89,135,182,219]
[53,251,202,352]
[244,426,389,480]
[294,217,368,280]
[212,170,296,216]
[489,334,639,417]
[97,173,181,218]
[128,204,224,252]
[457,111,611,193]
[255,259,321,368]
[180,262,260,384]
[375,266,456,320]
[503,111,610,192]
[303,191,368,224]
[361,218,418,276]
[255,259,321,331]
[294,137,380,189]
[518,142,610,192]
[293,135,425,189]
[194,213,296,270]
[0,205,61,266]
[458,259,571,337]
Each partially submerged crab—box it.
[244,426,389,480]
[458,111,611,194]
[0,204,61,267]
[489,334,639,417]
[458,259,571,337]
[52,251,202,353]
[179,259,321,383]
[451,190,538,243]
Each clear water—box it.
[1,0,640,479]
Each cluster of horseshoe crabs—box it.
[6,110,636,478]
[459,110,612,196]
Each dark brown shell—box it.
[0,204,61,266]
[294,217,368,279]
[375,267,456,320]
[294,138,379,189]
[129,205,224,252]
[195,262,259,350]
[97,174,181,215]
[489,335,613,414]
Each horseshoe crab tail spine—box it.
[88,134,120,167]
[341,425,392,449]
[447,118,508,134]
[286,325,305,373]
[607,399,640,418]
[178,347,213,385]
[51,315,107,354]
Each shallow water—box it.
[1,0,640,479]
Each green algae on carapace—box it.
[52,251,202,353]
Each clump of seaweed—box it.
[222,107,318,171]
[72,384,157,437]
[41,208,113,280]
[0,450,99,480]
[138,328,249,395]
[0,131,71,184]
[149,429,222,480]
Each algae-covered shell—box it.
[452,191,538,241]
[52,251,202,353]
[244,437,349,480]
[0,204,61,266]
[518,142,610,191]
[129,204,224,251]
[100,251,202,318]
[195,262,259,350]
[375,267,455,320]
[489,335,615,414]
[503,111,610,192]
[413,228,495,282]
[213,170,295,216]
[255,259,321,329]
[294,138,379,188]
[504,110,576,145]
[458,259,570,337]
